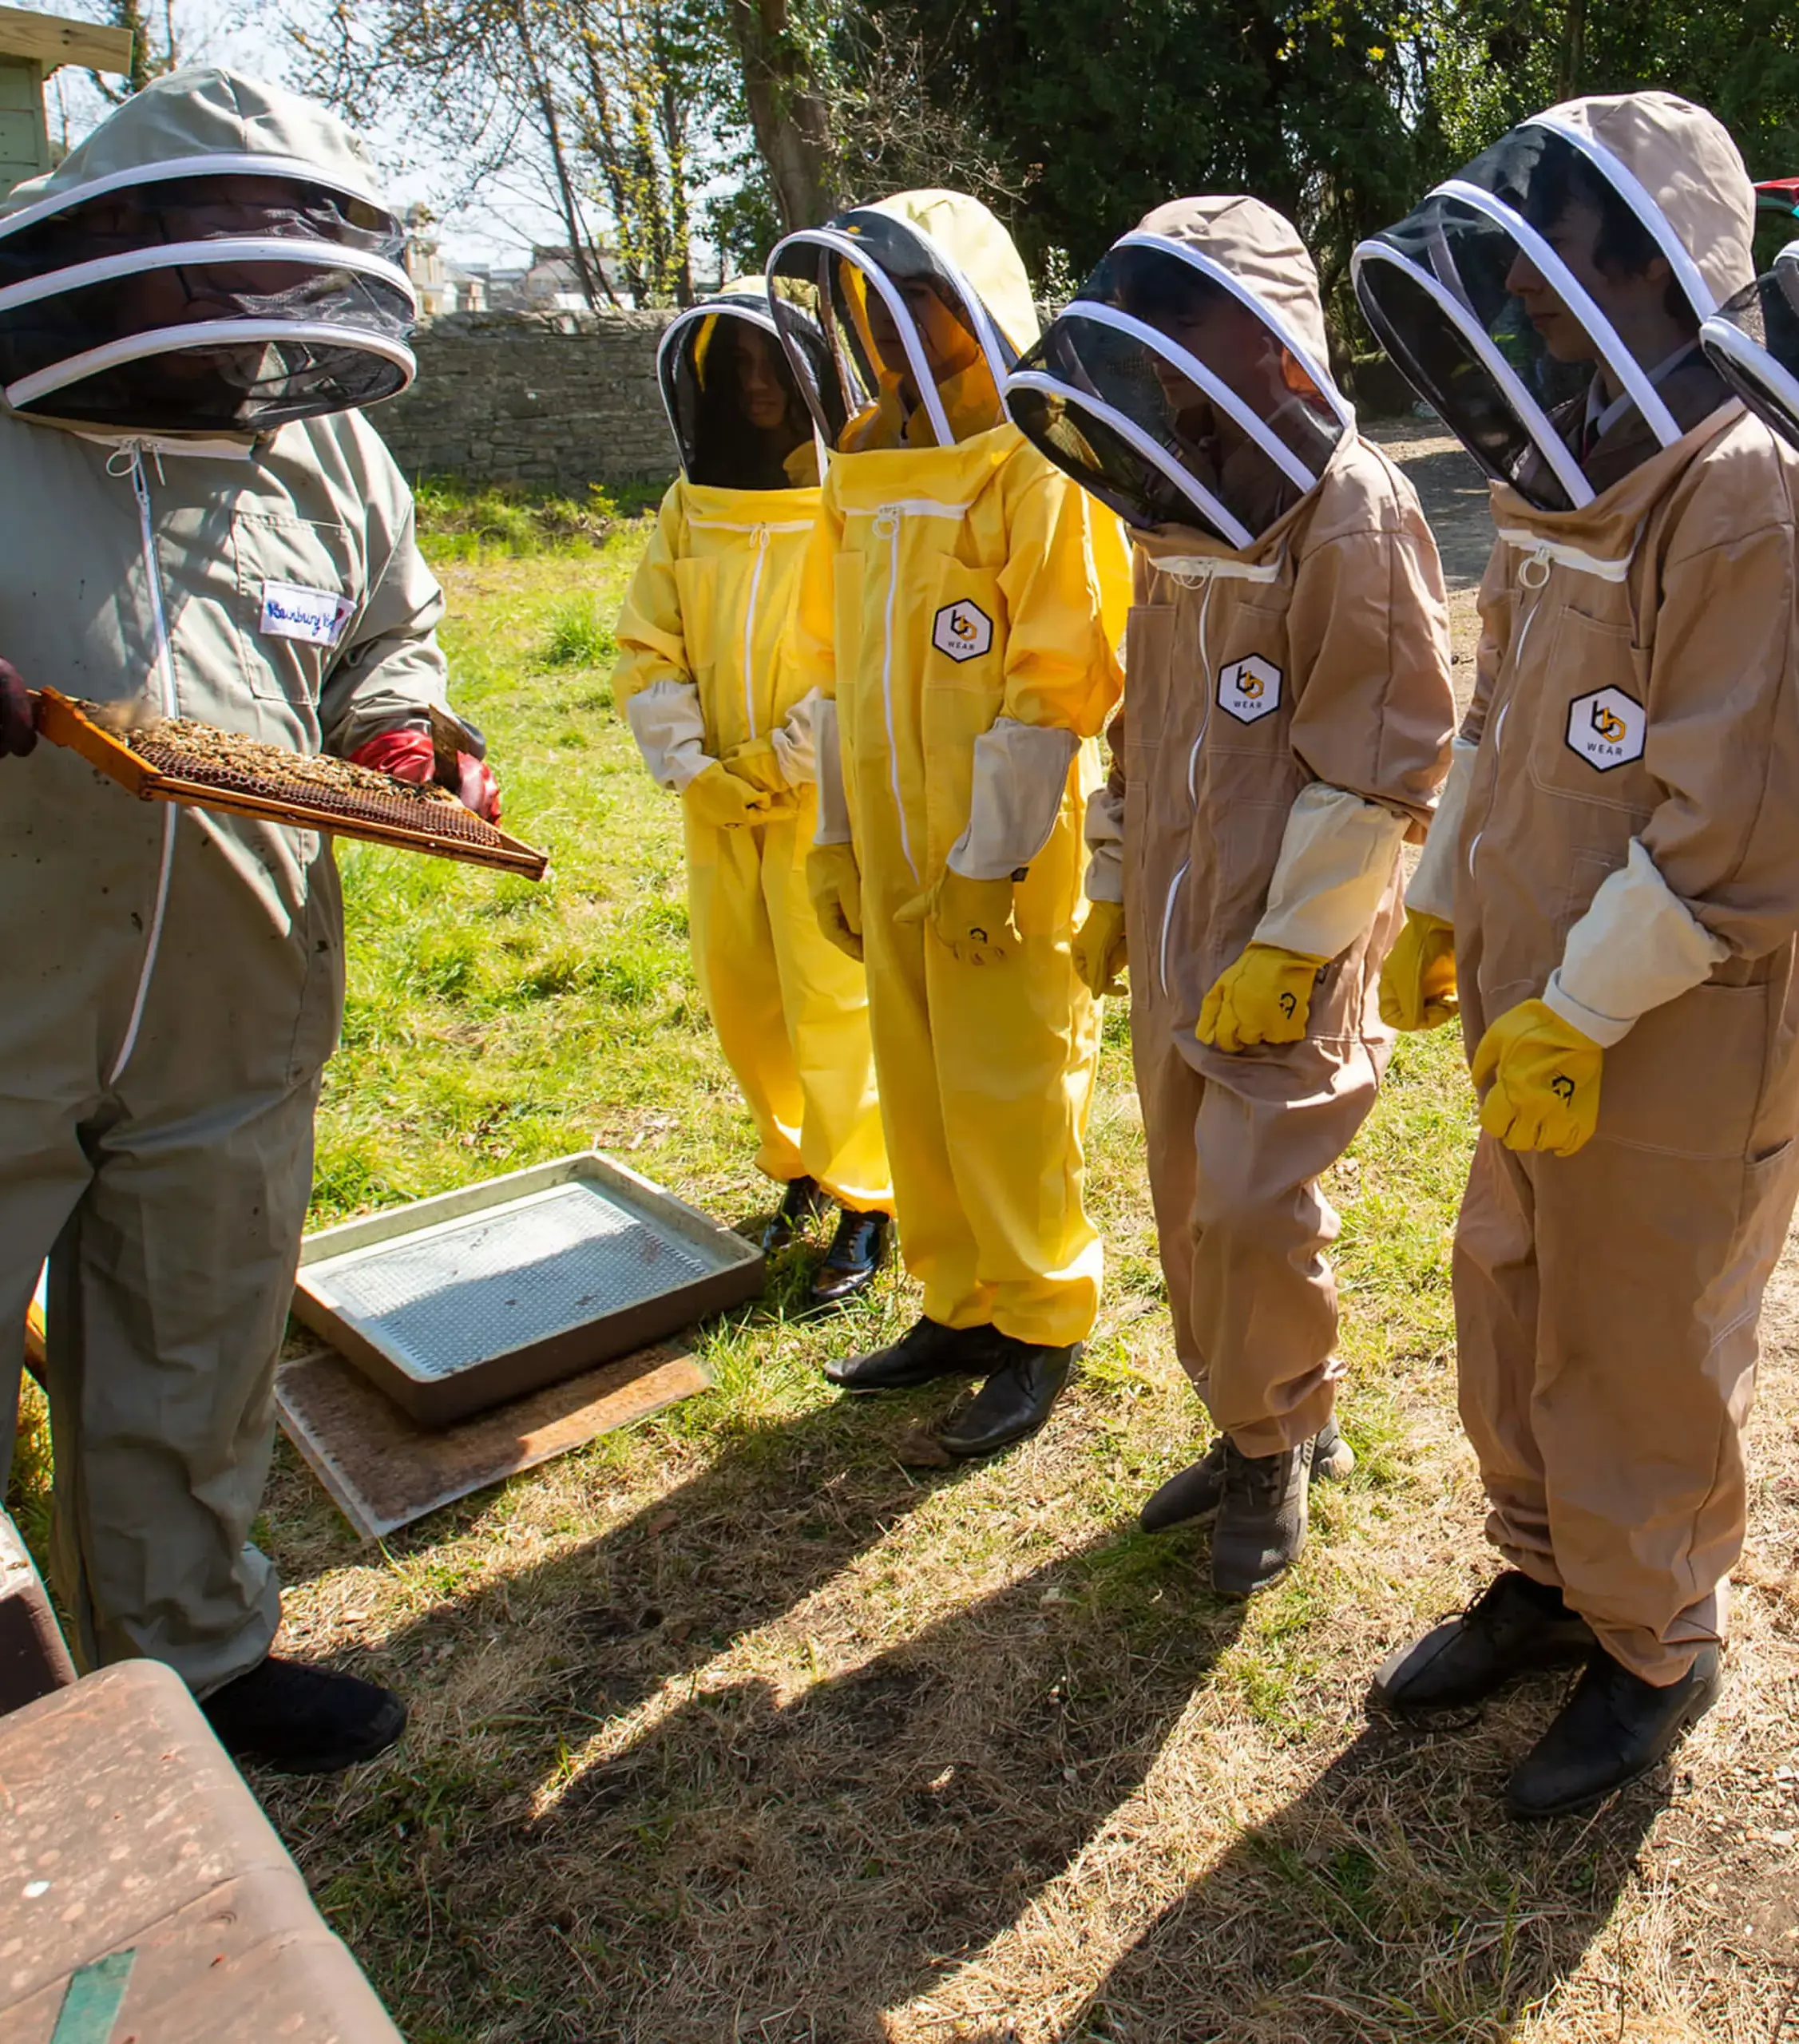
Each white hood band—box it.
[1435,177,1683,448]
[6,316,418,411]
[0,153,390,245]
[1350,239,1596,509]
[1001,367,1258,548]
[1524,113,1716,319]
[0,236,415,316]
[1110,231,1355,432]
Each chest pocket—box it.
[1524,601,1656,819]
[232,512,360,707]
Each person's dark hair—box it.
[689,319,813,489]
[1113,246,1223,326]
[1520,142,1695,327]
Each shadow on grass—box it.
[261,1379,1247,2043]
[1018,1697,1672,2043]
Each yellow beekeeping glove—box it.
[1471,998,1603,1157]
[807,841,866,961]
[684,759,773,830]
[721,736,791,798]
[1072,900,1128,997]
[1379,909,1459,1031]
[897,867,1020,965]
[1197,941,1327,1052]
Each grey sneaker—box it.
[1141,1417,1353,1534]
[1211,1434,1314,1595]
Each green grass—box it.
[410,476,665,561]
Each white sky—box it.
[31,0,570,262]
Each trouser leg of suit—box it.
[1135,1002,1382,1456]
[46,1074,316,1688]
[861,877,1103,1349]
[1455,1126,1799,1685]
[1,815,342,1696]
[759,796,892,1213]
[686,806,810,1186]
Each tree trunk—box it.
[512,0,618,310]
[729,0,838,229]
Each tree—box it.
[92,0,179,99]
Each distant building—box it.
[0,6,133,200]
[402,208,486,316]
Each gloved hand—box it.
[1196,941,1326,1052]
[1379,909,1458,1031]
[350,727,502,822]
[0,658,38,757]
[684,759,774,830]
[897,867,1020,966]
[808,841,865,960]
[1472,998,1603,1156]
[721,736,791,798]
[1072,900,1128,997]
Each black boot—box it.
[808,1207,891,1309]
[201,1655,407,1776]
[1506,1646,1722,1820]
[1210,1435,1314,1594]
[1141,1416,1355,1533]
[1370,1571,1596,1711]
[762,1175,827,1253]
[936,1340,1078,1459]
[825,1315,1012,1391]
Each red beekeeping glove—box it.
[0,658,38,757]
[351,728,502,823]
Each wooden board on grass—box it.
[275,1338,711,1542]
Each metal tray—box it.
[292,1152,763,1425]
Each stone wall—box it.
[374,308,682,493]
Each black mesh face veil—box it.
[1353,120,1728,511]
[1004,236,1350,544]
[1702,244,1799,454]
[656,298,823,489]
[0,167,417,430]
[767,212,1017,451]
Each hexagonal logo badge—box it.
[932,599,994,664]
[1565,687,1646,771]
[1218,653,1282,725]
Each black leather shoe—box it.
[808,1207,890,1308]
[825,1316,1012,1391]
[1506,1646,1722,1820]
[1141,1416,1354,1533]
[937,1341,1078,1459]
[1370,1571,1596,1711]
[201,1656,407,1776]
[762,1175,827,1254]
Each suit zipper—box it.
[741,525,770,741]
[1466,549,1550,884]
[1158,575,1218,995]
[106,442,180,1086]
[875,506,919,882]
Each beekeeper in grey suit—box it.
[0,66,499,1773]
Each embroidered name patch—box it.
[260,581,355,649]
[1218,653,1282,725]
[933,599,993,663]
[1565,686,1646,770]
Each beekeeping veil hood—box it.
[766,188,1038,450]
[1352,92,1751,510]
[1004,196,1353,546]
[0,66,416,433]
[656,275,824,488]
[1702,240,1799,452]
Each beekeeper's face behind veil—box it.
[1002,197,1353,547]
[766,190,1038,451]
[0,66,417,435]
[657,283,824,489]
[1353,93,1752,511]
